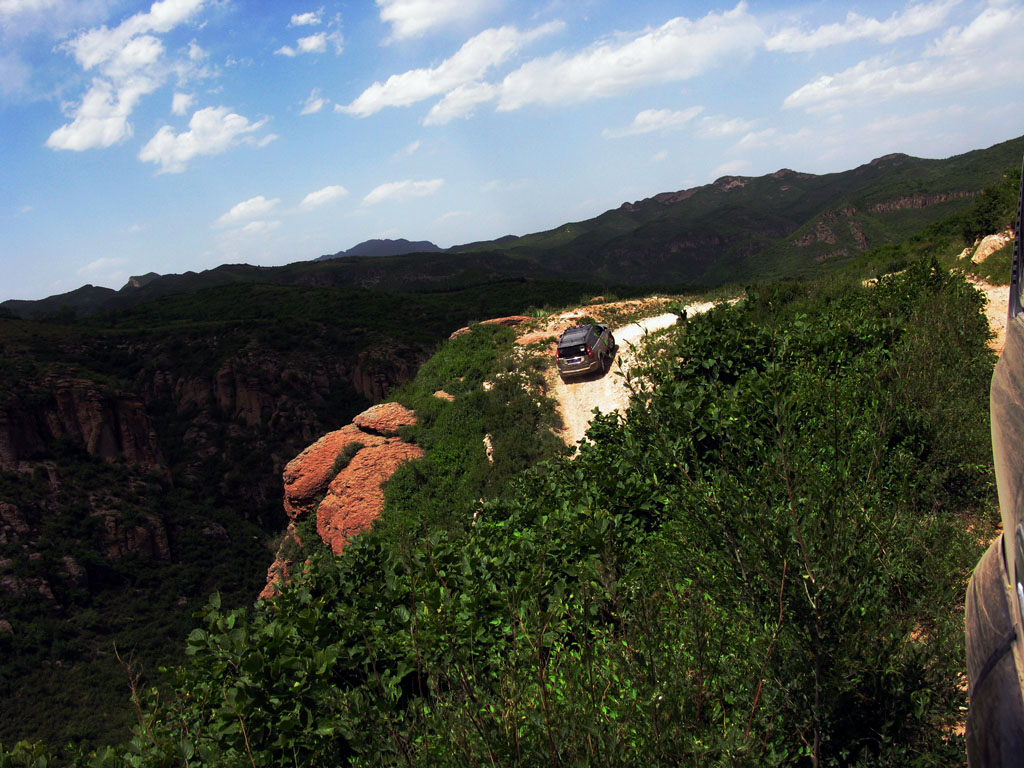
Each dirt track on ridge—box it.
[548,301,717,447]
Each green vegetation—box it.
[0,278,619,752]
[851,164,1021,283]
[1,140,1019,766]
[377,323,566,543]
[1,257,995,766]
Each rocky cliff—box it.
[261,402,422,599]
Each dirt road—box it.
[550,301,718,447]
[967,275,1009,355]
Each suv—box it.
[555,323,615,379]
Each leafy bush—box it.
[14,259,993,767]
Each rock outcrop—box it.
[0,377,164,471]
[261,402,422,599]
[316,440,423,555]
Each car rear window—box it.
[558,344,587,358]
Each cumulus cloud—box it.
[47,76,158,150]
[172,92,194,115]
[46,0,207,151]
[341,22,561,117]
[291,9,321,26]
[139,106,276,173]
[300,88,327,114]
[603,107,703,138]
[277,31,334,56]
[377,0,496,41]
[766,0,959,53]
[497,6,762,111]
[214,195,280,227]
[300,185,348,209]
[364,178,444,204]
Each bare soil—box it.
[967,275,1009,355]
[532,301,718,448]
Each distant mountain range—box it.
[4,133,1023,319]
[316,238,443,260]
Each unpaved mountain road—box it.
[967,275,1009,355]
[547,301,718,447]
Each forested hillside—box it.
[1,154,1019,765]
[2,255,999,766]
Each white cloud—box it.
[46,78,152,150]
[784,4,1024,114]
[300,185,348,209]
[924,4,1022,58]
[291,10,321,26]
[364,178,444,204]
[698,115,756,138]
[766,0,960,53]
[497,6,763,111]
[423,81,496,125]
[784,53,1000,113]
[341,22,561,117]
[300,88,327,114]
[736,128,775,150]
[603,107,703,138]
[298,33,326,53]
[276,30,341,56]
[46,0,207,152]
[240,220,280,235]
[394,139,421,158]
[77,256,128,277]
[377,0,495,41]
[214,195,280,227]
[172,92,194,115]
[67,0,206,71]
[710,159,750,179]
[651,150,669,162]
[139,106,275,173]
[0,0,61,17]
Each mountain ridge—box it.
[5,134,1022,317]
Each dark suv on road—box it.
[555,323,615,379]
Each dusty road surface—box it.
[967,276,1009,355]
[550,301,718,447]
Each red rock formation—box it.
[262,402,422,598]
[316,440,423,555]
[0,377,165,471]
[282,424,386,519]
[352,402,418,436]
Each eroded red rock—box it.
[316,440,423,555]
[282,424,386,519]
[262,402,423,599]
[352,402,417,436]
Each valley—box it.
[0,134,1019,764]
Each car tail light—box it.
[585,344,593,359]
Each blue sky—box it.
[2,0,1023,301]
